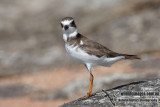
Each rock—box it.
[60,78,160,107]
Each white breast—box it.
[65,44,99,65]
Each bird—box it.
[60,17,140,99]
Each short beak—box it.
[64,25,69,30]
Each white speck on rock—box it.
[82,99,93,103]
[141,87,153,91]
[99,98,106,103]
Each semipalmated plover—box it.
[60,17,140,99]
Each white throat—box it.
[63,30,78,42]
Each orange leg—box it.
[83,73,94,99]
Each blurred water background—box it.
[0,0,160,106]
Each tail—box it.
[122,54,140,60]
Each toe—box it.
[82,93,92,99]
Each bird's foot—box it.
[82,92,92,99]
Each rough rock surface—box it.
[60,78,160,107]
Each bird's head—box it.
[60,17,77,36]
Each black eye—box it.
[70,21,76,27]
[61,23,63,28]
[71,21,75,26]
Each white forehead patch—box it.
[61,20,73,25]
